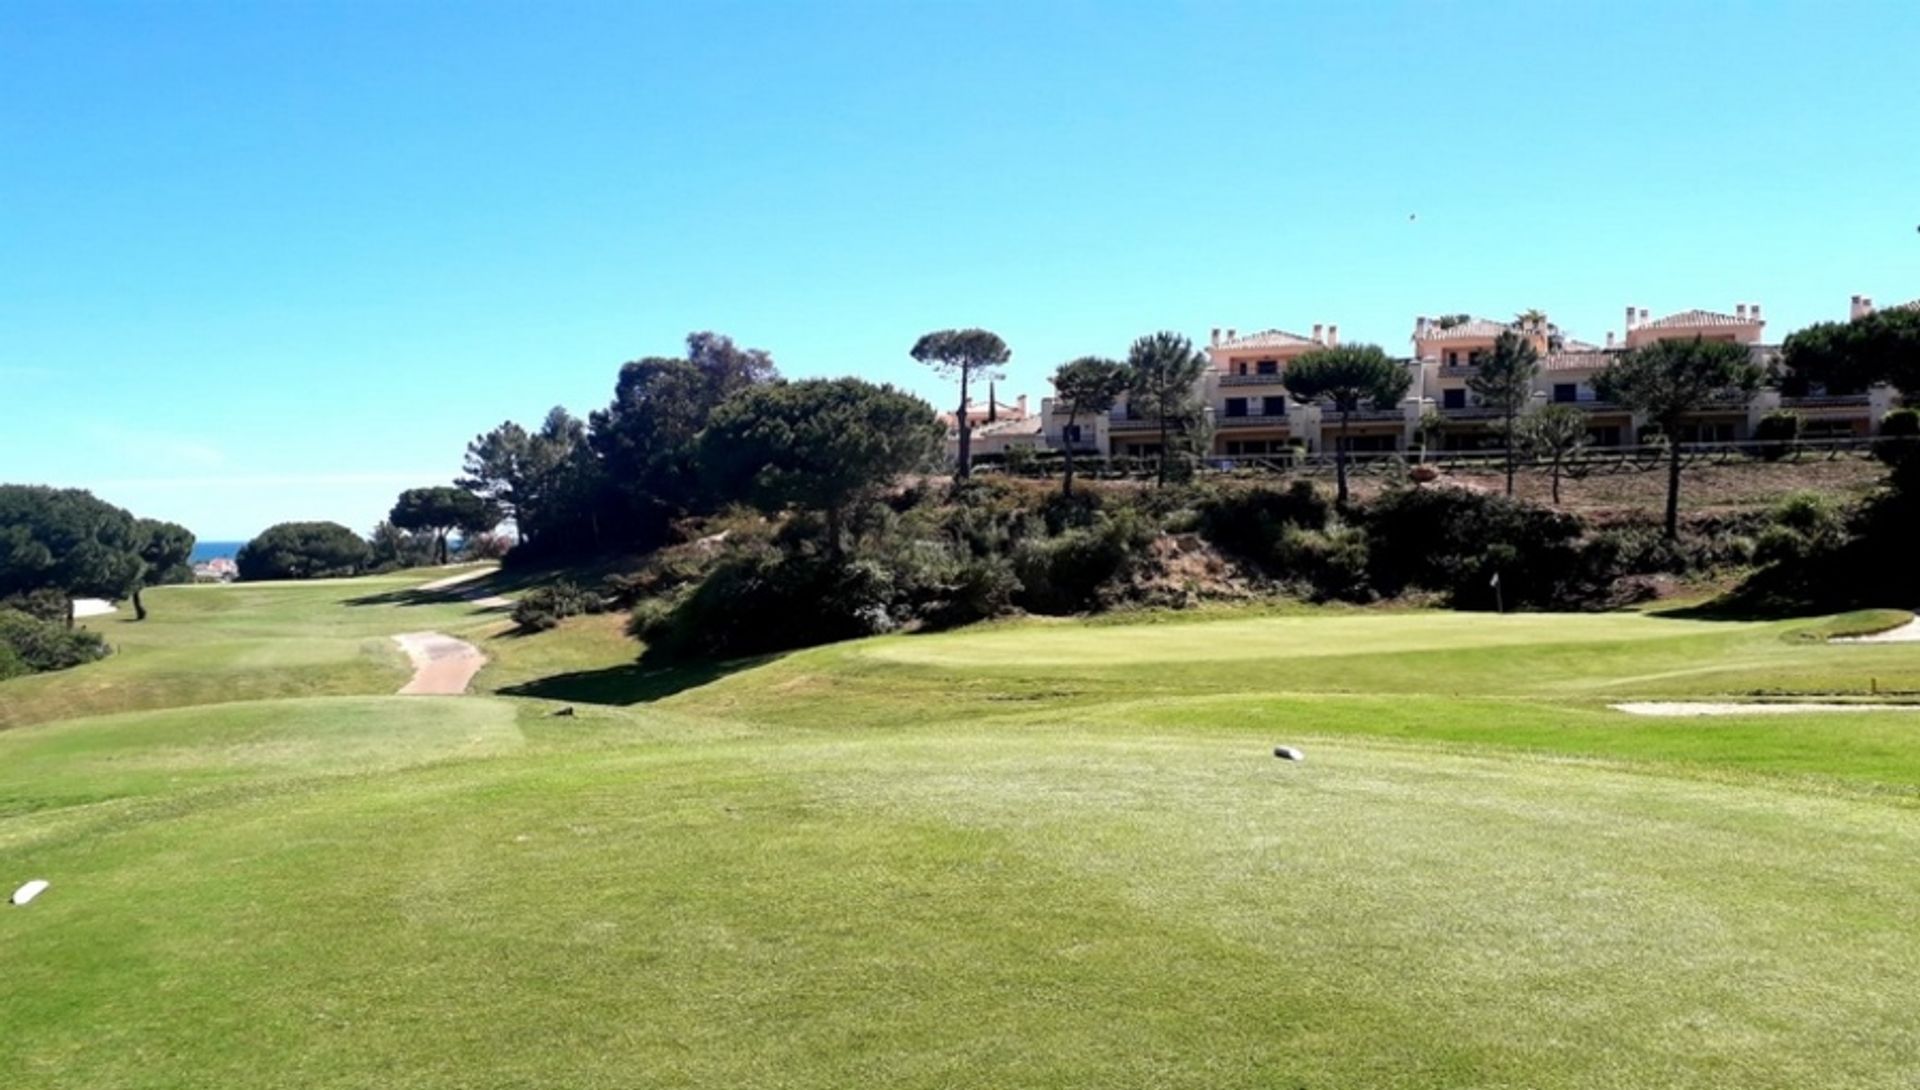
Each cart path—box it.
[393,631,487,695]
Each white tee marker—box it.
[11,879,49,906]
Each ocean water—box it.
[190,540,246,562]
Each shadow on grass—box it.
[496,654,780,706]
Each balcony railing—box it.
[1219,372,1288,387]
[1783,394,1872,409]
[1107,416,1161,431]
[1217,413,1292,429]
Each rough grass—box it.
[5,571,1920,1088]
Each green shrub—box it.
[1876,408,1919,464]
[1364,486,1602,609]
[1012,512,1153,614]
[635,549,905,660]
[1275,523,1373,601]
[0,609,109,673]
[0,588,72,625]
[1194,481,1332,573]
[511,581,606,632]
[1752,411,1802,461]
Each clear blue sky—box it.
[4,1,1917,539]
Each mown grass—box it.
[5,570,1920,1088]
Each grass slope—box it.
[3,571,1920,1088]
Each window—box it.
[1236,362,1247,375]
[1553,383,1577,403]
[1443,388,1467,410]
[1468,350,1484,366]
[1446,351,1458,367]
[1224,398,1248,418]
[1063,424,1082,443]
[1256,360,1279,375]
[1262,396,1287,416]
[1225,441,1243,456]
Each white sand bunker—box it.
[393,631,487,695]
[71,598,117,618]
[1613,701,1920,717]
[1832,618,1920,643]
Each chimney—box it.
[1851,295,1870,320]
[1736,304,1748,320]
[1416,315,1431,338]
[1227,328,1237,342]
[1625,305,1638,331]
[1639,308,1650,325]
[1750,303,1762,324]
[1312,323,1324,344]
[1211,327,1221,346]
[1327,324,1339,346]
[987,381,997,424]
[1017,394,1028,417]
[1605,331,1616,349]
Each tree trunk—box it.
[1664,434,1682,539]
[133,586,147,622]
[1335,408,1352,506]
[826,504,844,560]
[1504,406,1517,496]
[955,367,972,481]
[1062,408,1079,497]
[65,595,75,630]
[1551,460,1562,505]
[437,531,449,566]
[1156,409,1170,488]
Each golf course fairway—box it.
[4,571,1918,1089]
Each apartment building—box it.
[1021,293,1908,464]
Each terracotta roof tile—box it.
[1542,350,1619,373]
[1418,318,1512,341]
[1217,328,1318,350]
[1641,309,1762,330]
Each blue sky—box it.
[4,1,1917,539]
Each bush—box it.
[1012,512,1153,614]
[1364,486,1603,609]
[635,548,900,660]
[1752,411,1802,461]
[1274,523,1373,601]
[236,522,371,581]
[511,581,606,632]
[0,588,73,625]
[1876,408,1920,464]
[1194,481,1332,573]
[0,609,109,673]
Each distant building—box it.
[193,557,238,582]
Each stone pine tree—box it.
[1282,344,1413,505]
[1595,336,1764,538]
[1125,332,1209,487]
[700,378,942,558]
[1049,356,1129,496]
[1467,330,1542,496]
[1519,404,1589,505]
[910,329,1011,481]
[390,486,501,565]
[131,518,196,620]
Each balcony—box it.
[1340,406,1408,422]
[1107,415,1161,432]
[1219,372,1287,387]
[1438,364,1480,379]
[1217,413,1291,430]
[1783,393,1871,409]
